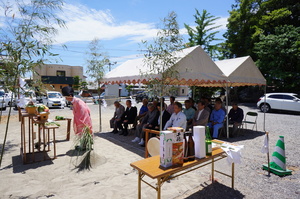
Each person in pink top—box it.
[66,95,93,135]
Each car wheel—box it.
[260,103,270,113]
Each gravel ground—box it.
[99,102,300,199]
[1,101,299,199]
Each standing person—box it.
[193,101,210,126]
[207,101,225,138]
[62,84,74,97]
[62,84,74,107]
[166,96,176,114]
[120,100,137,136]
[110,101,125,134]
[183,100,196,130]
[228,102,244,136]
[132,98,148,129]
[164,102,187,130]
[65,95,92,135]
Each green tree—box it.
[86,38,109,132]
[184,9,222,59]
[125,85,134,96]
[80,81,88,91]
[224,0,300,91]
[0,0,65,167]
[223,0,261,59]
[142,11,183,130]
[73,76,81,90]
[184,9,222,100]
[255,25,300,91]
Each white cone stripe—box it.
[272,156,286,170]
[274,146,285,157]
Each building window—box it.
[57,70,66,77]
[182,89,184,94]
[60,85,62,89]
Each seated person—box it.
[161,97,168,109]
[193,101,210,126]
[132,103,159,146]
[201,96,213,113]
[215,97,227,113]
[110,101,125,134]
[132,98,148,129]
[183,100,196,130]
[153,98,167,109]
[154,102,171,131]
[228,102,244,135]
[119,100,137,136]
[189,97,197,111]
[207,101,225,138]
[164,102,187,130]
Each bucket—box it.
[25,106,37,115]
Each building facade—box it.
[34,64,85,92]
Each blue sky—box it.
[44,0,235,76]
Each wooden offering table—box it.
[54,117,72,140]
[130,140,234,199]
[20,112,35,164]
[20,111,59,163]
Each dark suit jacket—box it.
[193,109,210,126]
[121,106,137,123]
[142,109,159,127]
[161,110,171,129]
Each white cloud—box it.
[213,17,229,31]
[54,3,159,44]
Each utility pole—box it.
[108,62,117,72]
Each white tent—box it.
[215,56,266,87]
[102,47,267,137]
[102,45,227,86]
[215,56,267,136]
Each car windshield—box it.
[293,94,300,99]
[0,91,4,97]
[48,93,61,98]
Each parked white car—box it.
[43,91,66,108]
[257,93,300,112]
[0,90,6,110]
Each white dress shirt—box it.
[164,111,187,130]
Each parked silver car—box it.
[257,93,300,112]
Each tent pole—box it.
[226,83,229,139]
[263,84,267,132]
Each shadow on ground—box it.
[0,141,19,154]
[219,129,265,143]
[94,131,144,158]
[184,181,245,199]
[1,154,54,173]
